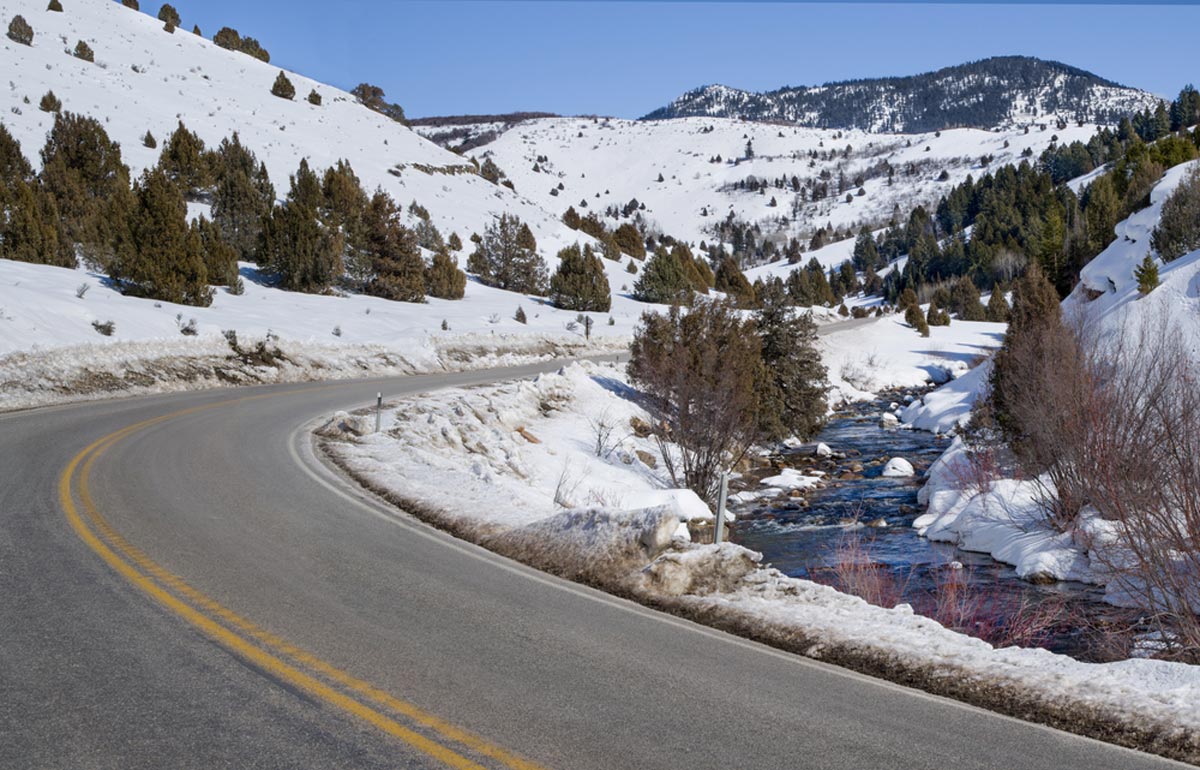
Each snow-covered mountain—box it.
[430,114,1101,254]
[643,57,1161,132]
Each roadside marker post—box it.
[375,392,382,434]
[714,471,729,544]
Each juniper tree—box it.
[755,278,828,441]
[466,214,548,294]
[157,121,210,198]
[714,255,755,307]
[426,249,466,300]
[210,134,274,261]
[271,71,295,100]
[632,247,691,304]
[213,27,240,50]
[1135,254,1160,295]
[47,1,63,12]
[111,168,212,306]
[447,231,462,252]
[351,83,405,123]
[0,179,74,267]
[192,24,201,36]
[142,131,157,149]
[986,285,1010,322]
[561,206,581,230]
[39,111,133,267]
[612,222,645,259]
[193,215,238,287]
[8,14,33,45]
[256,200,341,293]
[238,37,269,63]
[949,275,986,321]
[73,40,93,62]
[628,300,762,505]
[157,4,180,27]
[121,0,138,9]
[39,91,61,113]
[358,193,424,302]
[549,243,611,312]
[1150,166,1200,262]
[307,89,322,106]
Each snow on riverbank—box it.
[318,360,1200,757]
[903,159,1200,599]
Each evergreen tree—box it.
[426,249,466,300]
[633,247,692,304]
[0,179,74,267]
[985,285,1010,322]
[47,1,63,12]
[447,232,463,252]
[73,40,94,62]
[853,228,880,273]
[1150,166,1200,262]
[905,304,930,336]
[351,83,406,123]
[213,27,240,50]
[561,206,581,230]
[7,15,33,45]
[948,275,986,320]
[121,0,138,9]
[256,200,341,293]
[466,214,548,294]
[157,4,180,27]
[611,222,645,259]
[39,111,134,267]
[713,255,755,306]
[271,71,295,100]
[756,278,828,441]
[1134,254,1160,295]
[210,134,274,261]
[307,89,322,106]
[39,91,61,113]
[142,130,157,149]
[156,121,210,198]
[193,215,238,287]
[360,192,425,302]
[111,168,212,306]
[549,243,611,312]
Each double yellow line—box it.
[57,395,545,770]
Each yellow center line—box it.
[58,389,547,770]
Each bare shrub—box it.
[588,408,622,459]
[811,531,908,609]
[75,282,90,299]
[553,462,582,508]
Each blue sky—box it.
[165,1,1198,118]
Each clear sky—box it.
[163,1,1199,119]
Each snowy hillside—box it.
[644,56,1161,132]
[0,0,587,256]
[445,114,1101,251]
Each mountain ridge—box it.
[643,56,1163,132]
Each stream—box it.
[730,390,1133,661]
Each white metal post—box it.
[714,472,729,544]
[375,392,382,433]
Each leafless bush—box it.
[1074,314,1200,660]
[553,462,582,508]
[589,409,622,459]
[75,282,90,299]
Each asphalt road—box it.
[0,357,1187,770]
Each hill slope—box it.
[644,57,1161,132]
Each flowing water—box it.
[731,391,1133,661]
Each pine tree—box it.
[905,304,930,336]
[47,1,63,12]
[756,278,828,441]
[121,0,139,9]
[256,201,341,293]
[7,15,33,45]
[0,180,73,267]
[466,214,548,294]
[1134,254,1160,295]
[192,24,201,36]
[142,131,157,149]
[633,247,691,304]
[447,231,463,252]
[426,249,466,300]
[562,206,581,230]
[73,40,94,62]
[949,275,986,321]
[307,89,322,106]
[157,4,180,27]
[271,71,295,100]
[111,168,212,306]
[549,243,611,312]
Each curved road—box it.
[0,361,1186,769]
